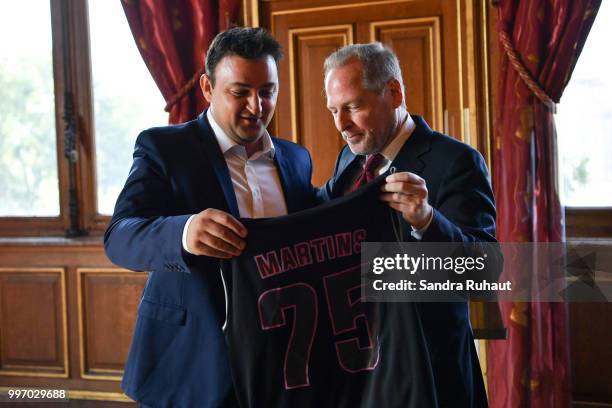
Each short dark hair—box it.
[205,27,283,86]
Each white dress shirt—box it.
[182,110,287,254]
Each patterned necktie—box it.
[352,153,385,192]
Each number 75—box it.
[258,266,380,389]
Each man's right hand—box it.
[186,209,247,258]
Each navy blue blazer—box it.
[319,116,496,407]
[104,112,315,407]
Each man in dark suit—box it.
[319,43,496,407]
[104,28,315,407]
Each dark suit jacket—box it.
[104,112,315,407]
[318,115,496,407]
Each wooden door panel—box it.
[290,27,353,186]
[371,18,443,131]
[78,269,146,380]
[0,268,67,377]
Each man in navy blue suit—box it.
[104,27,316,407]
[319,43,496,407]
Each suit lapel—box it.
[272,140,300,213]
[196,112,240,218]
[331,150,363,198]
[390,115,433,176]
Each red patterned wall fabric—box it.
[488,1,600,407]
[122,0,241,124]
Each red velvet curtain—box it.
[488,1,600,407]
[122,0,241,124]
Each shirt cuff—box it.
[410,210,434,240]
[182,214,197,254]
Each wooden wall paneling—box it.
[487,0,500,171]
[263,0,441,21]
[567,240,612,404]
[370,17,443,132]
[570,302,612,404]
[459,0,494,163]
[0,268,68,378]
[477,0,494,164]
[439,0,464,140]
[242,0,260,27]
[460,0,476,149]
[289,26,353,186]
[0,243,137,402]
[0,240,110,267]
[77,268,146,380]
[462,1,505,344]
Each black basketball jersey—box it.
[221,176,438,408]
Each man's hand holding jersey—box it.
[380,171,433,230]
[186,208,247,259]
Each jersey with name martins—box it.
[221,175,438,408]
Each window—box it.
[0,0,167,236]
[556,1,612,236]
[88,1,167,215]
[0,2,59,217]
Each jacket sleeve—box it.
[422,147,497,243]
[302,146,321,210]
[420,147,503,292]
[104,131,194,274]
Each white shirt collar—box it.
[207,108,275,159]
[380,114,416,162]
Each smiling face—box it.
[325,59,401,155]
[201,54,278,146]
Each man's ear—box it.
[387,79,404,109]
[200,74,213,103]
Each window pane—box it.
[556,1,612,207]
[88,0,168,215]
[0,2,59,216]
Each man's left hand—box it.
[380,172,433,229]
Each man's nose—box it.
[246,93,262,116]
[334,110,350,132]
